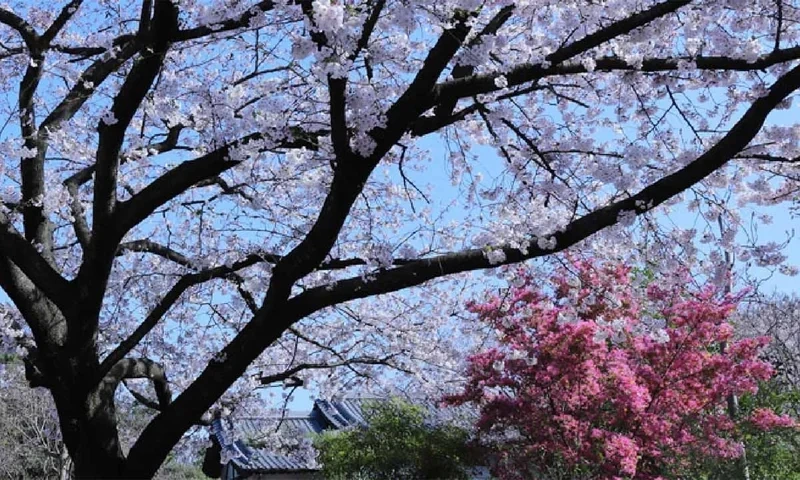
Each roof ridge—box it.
[237,412,311,419]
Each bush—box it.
[446,260,798,479]
[313,398,476,480]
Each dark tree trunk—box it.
[44,330,127,479]
[54,388,126,479]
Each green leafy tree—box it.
[313,399,476,480]
[681,380,800,480]
[681,294,800,480]
[738,384,800,480]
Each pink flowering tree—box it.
[1,1,800,477]
[446,260,798,479]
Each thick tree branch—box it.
[296,0,350,160]
[435,4,515,118]
[67,0,180,352]
[0,9,40,49]
[371,9,476,155]
[433,46,800,108]
[0,258,68,351]
[351,0,386,62]
[92,0,178,227]
[100,358,171,409]
[101,126,321,240]
[0,212,72,309]
[138,0,154,38]
[65,182,91,249]
[40,40,140,133]
[19,52,49,256]
[271,153,386,283]
[122,380,210,425]
[550,0,691,66]
[116,239,195,269]
[416,0,690,131]
[65,124,184,187]
[0,7,63,263]
[175,1,295,41]
[95,253,275,380]
[115,132,262,236]
[328,77,351,159]
[41,1,84,46]
[256,354,409,387]
[286,62,800,317]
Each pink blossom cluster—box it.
[447,260,797,479]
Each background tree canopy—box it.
[314,398,477,480]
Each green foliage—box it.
[681,380,800,480]
[737,384,800,480]
[313,398,476,480]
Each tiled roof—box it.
[314,399,350,429]
[230,440,315,473]
[211,417,316,474]
[325,397,371,425]
[211,396,434,474]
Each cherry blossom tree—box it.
[1,0,800,477]
[735,293,800,390]
[446,260,798,479]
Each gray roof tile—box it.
[212,396,441,473]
